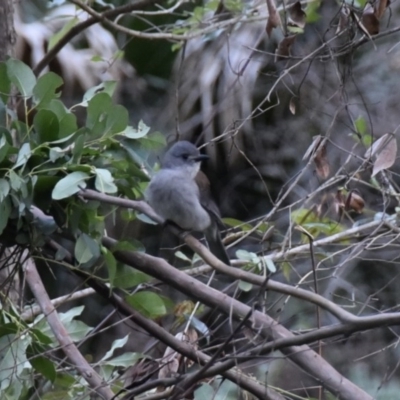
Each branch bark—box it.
[102,236,374,400]
[24,256,115,400]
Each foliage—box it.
[0,59,166,398]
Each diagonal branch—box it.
[102,236,374,400]
[24,256,114,400]
[45,239,284,400]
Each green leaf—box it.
[33,72,63,108]
[58,113,78,138]
[222,217,253,231]
[0,322,19,337]
[34,109,60,143]
[0,62,11,104]
[0,197,11,235]
[86,92,112,130]
[82,81,117,105]
[175,251,192,263]
[59,305,85,321]
[72,132,85,164]
[126,291,167,318]
[53,372,76,389]
[91,55,104,62]
[264,257,277,273]
[305,0,321,23]
[30,355,56,382]
[0,179,10,201]
[123,120,150,139]
[0,130,11,163]
[0,98,6,128]
[67,320,93,342]
[32,306,85,334]
[103,248,117,284]
[139,131,167,150]
[112,264,150,289]
[52,171,89,200]
[14,142,32,168]
[27,344,56,382]
[100,334,129,362]
[195,384,214,399]
[105,352,143,367]
[104,104,128,135]
[86,92,128,137]
[49,147,65,162]
[55,247,68,261]
[42,99,78,139]
[74,233,100,264]
[48,17,79,51]
[44,99,68,119]
[281,261,291,281]
[95,168,118,193]
[6,59,36,98]
[354,116,367,136]
[112,239,145,253]
[9,170,23,190]
[235,249,259,264]
[238,280,253,292]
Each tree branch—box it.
[34,0,160,75]
[24,256,115,400]
[102,236,374,400]
[44,239,284,400]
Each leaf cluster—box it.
[0,59,165,249]
[0,59,173,398]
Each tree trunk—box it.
[0,0,19,307]
[0,0,16,61]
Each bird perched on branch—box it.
[146,141,230,265]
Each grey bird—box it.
[146,141,230,265]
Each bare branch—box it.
[24,256,114,400]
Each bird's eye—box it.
[182,154,189,160]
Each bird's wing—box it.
[195,170,225,229]
[195,170,230,265]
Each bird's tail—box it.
[204,223,230,266]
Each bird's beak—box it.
[190,154,209,162]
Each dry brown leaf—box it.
[275,35,296,62]
[336,5,350,34]
[185,327,199,345]
[158,332,186,380]
[345,191,365,213]
[314,144,330,179]
[372,136,397,177]
[374,0,389,19]
[303,136,330,178]
[289,97,296,115]
[261,225,275,242]
[266,0,282,37]
[364,133,397,177]
[364,133,392,158]
[335,190,345,217]
[288,1,306,29]
[360,4,380,35]
[158,330,198,381]
[158,346,181,380]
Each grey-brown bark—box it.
[0,0,19,307]
[0,0,16,61]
